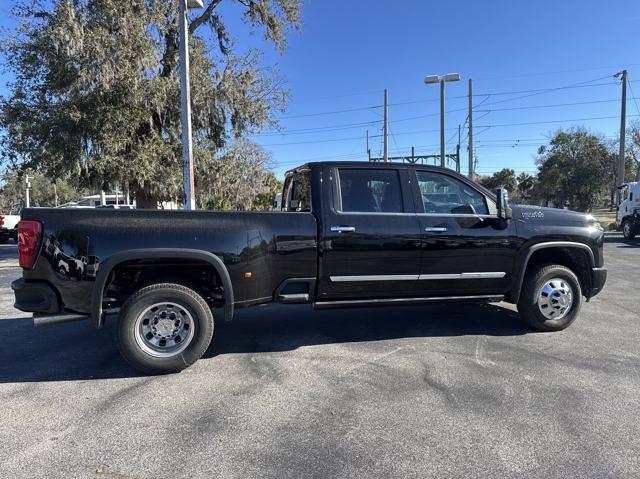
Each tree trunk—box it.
[610,187,615,212]
[135,186,159,209]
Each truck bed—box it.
[19,207,318,320]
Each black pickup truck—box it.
[12,162,607,374]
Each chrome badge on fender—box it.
[521,211,545,219]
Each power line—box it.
[273,77,640,122]
[252,119,381,137]
[262,114,638,147]
[292,89,383,102]
[473,63,640,82]
[475,98,623,112]
[275,104,382,119]
[259,98,632,138]
[261,133,374,147]
[627,80,640,117]
[475,114,640,129]
[473,75,615,108]
[387,79,620,107]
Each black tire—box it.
[622,219,636,239]
[517,264,583,332]
[116,283,214,375]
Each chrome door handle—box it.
[331,226,356,233]
[424,226,447,233]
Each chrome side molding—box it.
[330,272,506,282]
[419,272,506,280]
[330,226,356,233]
[330,274,420,282]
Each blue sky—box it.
[1,0,639,179]
[234,0,640,177]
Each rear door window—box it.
[337,169,403,213]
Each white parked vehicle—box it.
[0,206,21,243]
[617,182,640,239]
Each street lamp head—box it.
[424,73,461,84]
[187,0,204,8]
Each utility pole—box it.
[615,70,627,191]
[53,183,58,207]
[366,129,371,160]
[179,0,203,210]
[456,124,461,173]
[383,89,388,162]
[468,78,474,180]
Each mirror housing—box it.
[496,189,512,220]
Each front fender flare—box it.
[511,241,595,303]
[90,248,234,328]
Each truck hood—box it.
[511,205,595,227]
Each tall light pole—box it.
[425,73,460,168]
[24,175,31,208]
[179,0,204,210]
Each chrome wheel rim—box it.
[623,222,630,237]
[537,278,573,320]
[134,302,195,358]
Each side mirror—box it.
[496,189,512,220]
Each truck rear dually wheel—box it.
[116,283,214,375]
[517,264,582,332]
[622,219,636,239]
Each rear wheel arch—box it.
[91,249,234,328]
[511,242,594,303]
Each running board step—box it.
[278,293,310,304]
[313,295,504,310]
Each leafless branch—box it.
[189,0,223,34]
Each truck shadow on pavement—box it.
[0,302,530,383]
[0,243,18,261]
[206,302,528,359]
[604,236,640,248]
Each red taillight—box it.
[0,215,4,226]
[18,220,42,269]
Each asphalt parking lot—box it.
[0,238,639,478]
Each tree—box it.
[517,172,535,202]
[626,120,640,182]
[535,128,611,211]
[0,170,85,210]
[478,168,517,193]
[197,139,280,210]
[0,0,301,208]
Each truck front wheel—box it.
[517,264,583,332]
[116,283,214,375]
[622,219,636,239]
